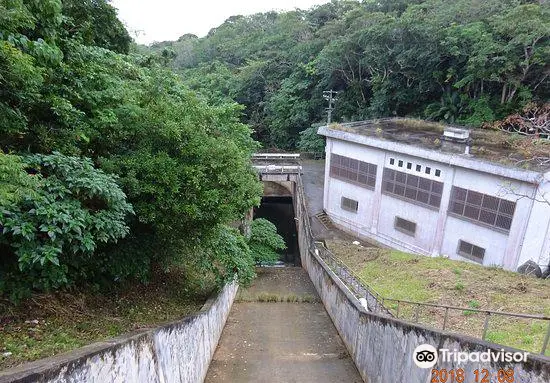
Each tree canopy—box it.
[0,0,264,299]
[148,0,549,149]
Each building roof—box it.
[317,118,550,183]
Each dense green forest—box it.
[0,0,282,300]
[146,0,550,150]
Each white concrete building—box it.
[318,118,550,272]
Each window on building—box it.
[457,240,485,263]
[382,168,443,209]
[425,166,431,175]
[416,164,422,172]
[398,160,403,167]
[341,197,359,213]
[390,158,395,165]
[449,187,516,232]
[407,162,412,170]
[330,154,377,189]
[435,169,441,177]
[394,217,416,236]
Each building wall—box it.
[440,168,535,268]
[324,140,385,236]
[323,137,545,270]
[326,177,376,234]
[517,197,550,271]
[441,216,510,266]
[377,196,439,254]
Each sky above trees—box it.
[111,0,330,44]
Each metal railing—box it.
[295,173,391,316]
[252,153,301,160]
[384,297,550,355]
[295,172,314,241]
[293,171,550,356]
[314,243,392,316]
[252,164,302,174]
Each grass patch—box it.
[326,239,550,355]
[463,300,480,316]
[454,281,465,291]
[348,249,432,303]
[0,268,211,370]
[258,292,280,302]
[236,291,318,303]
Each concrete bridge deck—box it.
[204,267,362,383]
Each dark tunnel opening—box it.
[254,196,300,266]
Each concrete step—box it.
[314,212,335,230]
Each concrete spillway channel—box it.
[204,267,362,382]
[205,178,362,382]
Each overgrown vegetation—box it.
[248,218,287,265]
[0,152,133,301]
[0,267,210,370]
[485,102,550,168]
[326,239,550,355]
[0,0,264,301]
[147,0,550,149]
[298,125,326,154]
[1,0,548,364]
[236,292,318,303]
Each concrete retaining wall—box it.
[295,196,550,382]
[0,282,238,383]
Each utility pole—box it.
[323,89,338,125]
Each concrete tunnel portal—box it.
[254,181,300,266]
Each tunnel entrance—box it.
[254,196,300,266]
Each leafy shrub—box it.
[0,152,133,300]
[460,97,495,126]
[198,225,257,287]
[248,218,286,265]
[0,152,38,205]
[180,219,287,289]
[425,92,467,123]
[298,125,325,154]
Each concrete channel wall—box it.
[0,282,238,383]
[295,181,550,383]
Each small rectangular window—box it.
[341,197,358,213]
[394,216,416,236]
[435,169,441,177]
[389,158,395,165]
[425,167,431,174]
[407,162,412,170]
[398,160,403,167]
[457,240,485,263]
[416,164,422,172]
